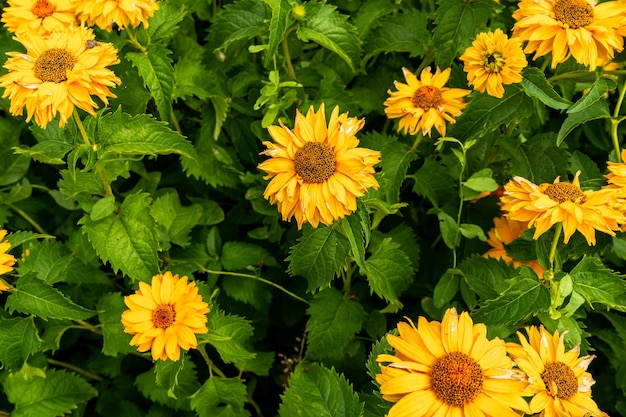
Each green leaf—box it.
[459,256,519,300]
[98,292,135,357]
[353,0,395,38]
[15,122,77,165]
[190,377,251,417]
[208,0,268,51]
[155,357,187,398]
[412,158,457,209]
[287,225,350,292]
[80,192,160,282]
[0,316,42,371]
[90,195,116,221]
[221,275,272,309]
[297,2,361,71]
[306,288,366,360]
[182,134,241,188]
[6,275,95,320]
[4,369,97,417]
[379,136,418,204]
[202,309,256,365]
[0,148,29,186]
[433,270,460,308]
[363,10,428,62]
[173,58,213,101]
[569,257,626,311]
[152,192,203,247]
[557,99,611,145]
[500,133,569,184]
[570,150,604,189]
[521,67,572,110]
[459,223,487,241]
[17,240,72,284]
[136,360,200,410]
[278,363,364,417]
[220,241,269,271]
[126,44,174,124]
[437,210,459,249]
[364,238,414,305]
[4,231,54,249]
[145,1,187,42]
[338,211,368,271]
[567,76,616,114]
[264,0,293,67]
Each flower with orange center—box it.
[512,0,625,69]
[0,26,121,128]
[121,271,210,361]
[460,29,528,98]
[375,308,529,417]
[507,326,608,417]
[384,67,470,137]
[500,172,625,245]
[73,0,160,31]
[257,104,380,229]
[0,230,16,277]
[1,0,77,36]
[484,216,545,276]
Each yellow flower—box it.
[0,230,16,277]
[74,0,160,31]
[460,29,528,98]
[384,67,470,137]
[1,0,78,36]
[507,326,608,417]
[0,26,121,128]
[257,104,380,229]
[121,271,210,361]
[0,279,9,292]
[512,0,625,70]
[500,172,625,245]
[375,308,529,417]
[605,149,626,189]
[484,216,545,276]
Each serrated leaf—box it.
[459,255,521,300]
[353,0,394,38]
[17,240,73,284]
[570,257,626,311]
[568,76,616,114]
[364,10,428,62]
[182,134,241,188]
[499,133,569,184]
[521,67,572,110]
[0,148,29,186]
[126,44,174,124]
[15,121,77,164]
[190,377,250,417]
[98,292,135,357]
[202,309,256,365]
[412,158,457,208]
[4,231,54,249]
[173,58,213,100]
[79,192,160,282]
[364,238,413,304]
[379,137,418,203]
[287,225,350,292]
[571,150,604,189]
[306,288,366,360]
[264,0,293,67]
[152,192,203,247]
[220,241,268,271]
[278,363,364,417]
[557,99,610,145]
[0,316,42,370]
[136,361,200,410]
[297,2,361,71]
[209,0,268,51]
[338,211,368,271]
[146,1,187,42]
[6,275,95,320]
[4,369,97,417]
[155,356,187,398]
[221,275,272,309]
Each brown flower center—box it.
[541,361,578,399]
[412,86,443,110]
[553,0,593,29]
[430,352,484,407]
[152,305,176,329]
[544,182,586,204]
[484,52,505,73]
[294,142,336,183]
[34,48,77,83]
[33,0,55,18]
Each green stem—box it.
[548,222,563,274]
[281,27,297,80]
[198,343,227,378]
[610,80,626,161]
[170,109,183,135]
[452,148,468,269]
[408,132,424,153]
[47,358,103,381]
[74,319,103,335]
[73,110,114,197]
[126,29,147,53]
[6,203,46,234]
[247,396,264,417]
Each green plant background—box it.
[2,0,626,416]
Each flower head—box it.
[74,0,159,31]
[1,0,78,36]
[384,67,470,137]
[375,308,529,417]
[460,29,528,98]
[0,230,16,277]
[500,172,625,245]
[121,271,210,361]
[257,104,380,229]
[0,26,121,128]
[507,326,608,417]
[512,0,625,69]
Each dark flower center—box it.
[152,305,176,329]
[294,142,336,183]
[34,48,77,83]
[541,361,578,399]
[430,352,484,407]
[33,0,55,18]
[484,52,505,73]
[553,0,593,29]
[412,86,443,110]
[544,182,586,204]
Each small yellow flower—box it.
[376,308,529,417]
[1,0,78,36]
[384,67,470,137]
[121,271,210,361]
[0,230,16,277]
[258,104,380,229]
[73,0,160,31]
[460,29,527,98]
[507,326,608,417]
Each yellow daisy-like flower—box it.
[512,0,625,70]
[257,104,381,229]
[73,0,160,31]
[500,172,625,245]
[460,29,528,98]
[121,271,210,361]
[375,308,529,417]
[605,149,626,189]
[484,216,545,276]
[384,66,470,137]
[0,26,121,128]
[507,326,607,417]
[1,0,77,36]
[0,230,17,277]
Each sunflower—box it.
[121,271,209,361]
[73,0,160,31]
[459,29,527,98]
[257,104,380,229]
[500,172,625,245]
[484,216,545,276]
[375,308,529,417]
[384,66,470,137]
[1,0,77,36]
[0,26,121,128]
[0,230,16,277]
[507,326,607,417]
[605,149,626,189]
[512,0,625,70]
